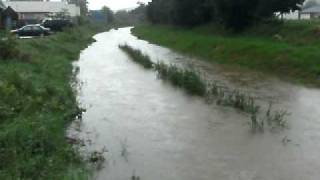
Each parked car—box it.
[11,25,51,37]
[41,19,73,32]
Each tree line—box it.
[99,3,147,26]
[146,0,305,31]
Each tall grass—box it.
[154,62,207,96]
[0,24,108,179]
[119,44,154,69]
[132,22,320,86]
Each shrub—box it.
[0,35,20,60]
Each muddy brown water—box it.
[69,27,320,180]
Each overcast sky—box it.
[88,0,151,10]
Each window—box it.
[23,26,32,31]
[32,26,42,31]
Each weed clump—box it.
[119,44,154,69]
[0,35,31,62]
[155,62,207,96]
[0,35,20,60]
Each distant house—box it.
[300,6,320,19]
[4,1,80,24]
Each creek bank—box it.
[0,24,111,179]
[132,23,320,86]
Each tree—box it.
[171,0,214,26]
[101,6,114,24]
[146,0,306,31]
[114,3,147,25]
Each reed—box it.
[119,44,154,69]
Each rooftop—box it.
[5,1,76,12]
[4,1,80,16]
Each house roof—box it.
[301,5,320,14]
[4,1,80,16]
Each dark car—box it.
[11,25,51,37]
[41,19,73,32]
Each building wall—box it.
[310,13,320,18]
[283,11,311,20]
[20,12,48,22]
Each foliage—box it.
[119,44,154,69]
[101,6,114,24]
[146,0,305,30]
[0,25,107,179]
[114,3,147,25]
[0,35,19,60]
[132,22,320,85]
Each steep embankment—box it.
[132,21,320,86]
[0,25,107,179]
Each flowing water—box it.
[70,27,320,180]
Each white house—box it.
[300,6,320,19]
[4,1,80,23]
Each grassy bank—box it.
[132,21,320,85]
[0,25,107,179]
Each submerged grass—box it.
[121,44,289,131]
[132,21,320,86]
[154,62,207,96]
[119,44,153,69]
[0,24,108,179]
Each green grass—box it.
[132,21,320,86]
[119,44,154,69]
[155,62,207,96]
[0,24,108,179]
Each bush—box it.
[0,35,20,60]
[146,0,304,31]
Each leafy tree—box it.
[147,0,175,24]
[146,0,306,31]
[101,6,114,24]
[114,3,147,25]
[172,0,214,26]
[213,0,260,31]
